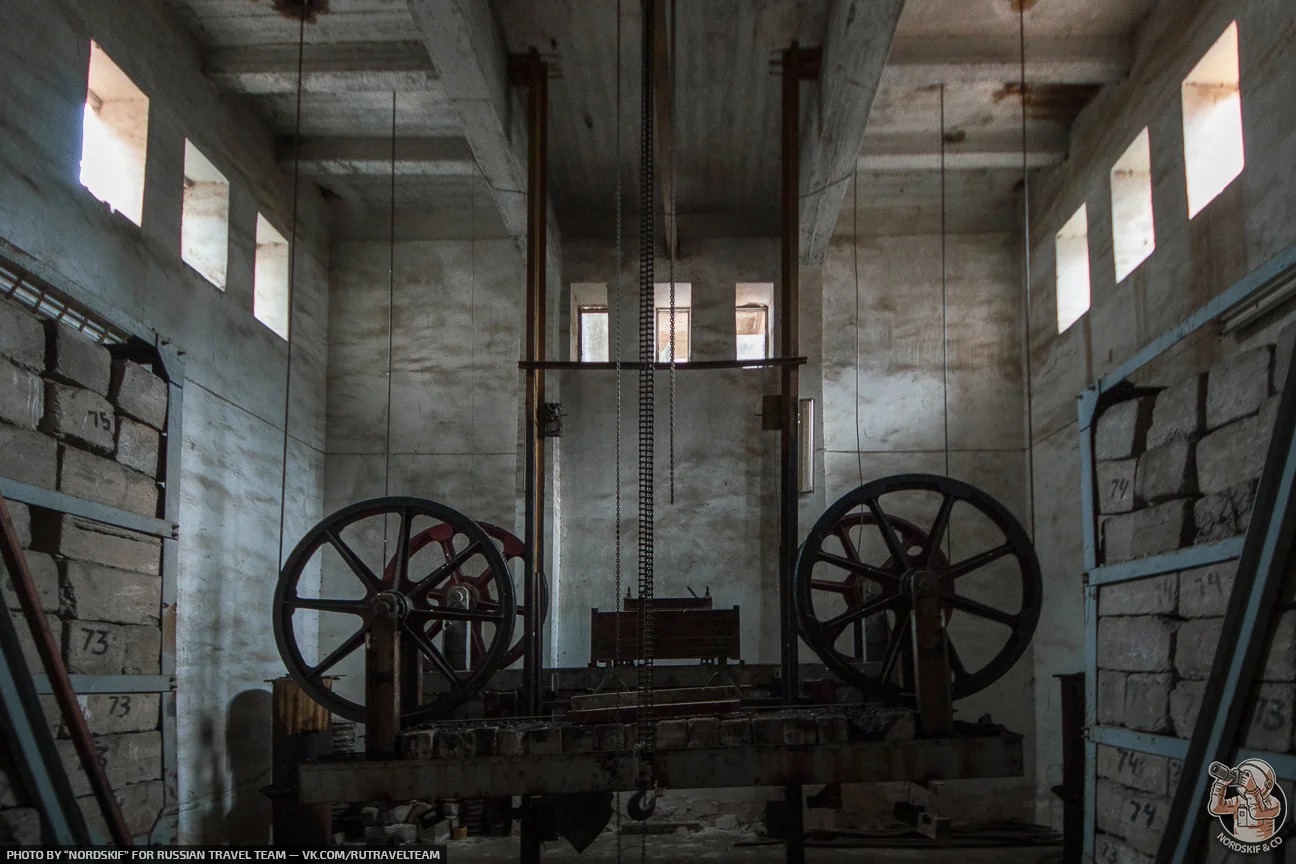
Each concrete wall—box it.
[822,169,1033,821]
[554,237,801,667]
[323,238,527,706]
[0,0,330,843]
[1025,0,1296,827]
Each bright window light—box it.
[1110,129,1156,283]
[255,215,290,340]
[1056,204,1091,333]
[181,141,230,289]
[80,43,149,226]
[578,306,609,362]
[735,282,774,361]
[1182,22,1245,218]
[653,283,692,363]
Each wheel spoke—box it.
[412,605,505,624]
[867,499,911,570]
[401,621,462,689]
[945,543,1014,579]
[288,597,367,615]
[879,617,910,682]
[307,626,367,680]
[325,530,380,594]
[825,594,898,635]
[923,494,955,568]
[810,577,855,596]
[817,551,899,583]
[392,507,412,589]
[408,540,484,602]
[470,627,487,665]
[947,637,969,684]
[945,593,1018,627]
[832,523,863,564]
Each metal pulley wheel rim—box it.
[794,474,1042,700]
[274,496,515,723]
[381,520,545,671]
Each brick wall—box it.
[1091,328,1296,862]
[0,296,168,842]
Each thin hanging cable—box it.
[939,84,952,560]
[275,7,307,572]
[1019,5,1037,538]
[383,91,397,502]
[612,1,625,857]
[469,131,478,512]
[939,84,950,482]
[667,0,677,505]
[852,169,862,493]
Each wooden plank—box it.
[567,699,741,724]
[571,686,738,711]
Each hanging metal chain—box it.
[613,1,625,858]
[636,0,657,766]
[667,0,678,506]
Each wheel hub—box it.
[370,590,409,621]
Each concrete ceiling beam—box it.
[204,41,441,95]
[883,35,1132,87]
[275,136,478,177]
[858,126,1068,171]
[407,0,563,272]
[799,0,908,266]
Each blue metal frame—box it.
[0,569,89,844]
[1089,725,1296,781]
[0,477,176,540]
[1078,242,1296,862]
[0,296,185,843]
[1087,536,1244,587]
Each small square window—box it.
[1182,22,1245,218]
[181,141,230,289]
[80,43,149,226]
[1056,204,1091,333]
[578,305,609,362]
[654,283,692,363]
[1110,129,1156,283]
[255,215,290,340]
[735,282,774,361]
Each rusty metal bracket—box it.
[540,402,563,438]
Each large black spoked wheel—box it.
[274,497,515,724]
[795,474,1041,701]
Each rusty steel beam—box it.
[298,734,1024,803]
[652,0,677,258]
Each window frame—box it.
[735,302,771,361]
[576,304,610,363]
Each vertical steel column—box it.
[154,341,184,844]
[1076,389,1100,863]
[516,48,550,864]
[779,42,805,864]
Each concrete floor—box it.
[444,831,1061,863]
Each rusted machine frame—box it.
[779,41,818,864]
[0,491,132,845]
[509,46,550,864]
[365,597,402,759]
[909,573,954,735]
[297,733,1024,803]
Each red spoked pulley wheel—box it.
[383,520,546,672]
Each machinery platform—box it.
[296,711,1023,804]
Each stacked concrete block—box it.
[1094,339,1296,841]
[0,300,170,844]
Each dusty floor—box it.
[444,830,1060,863]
